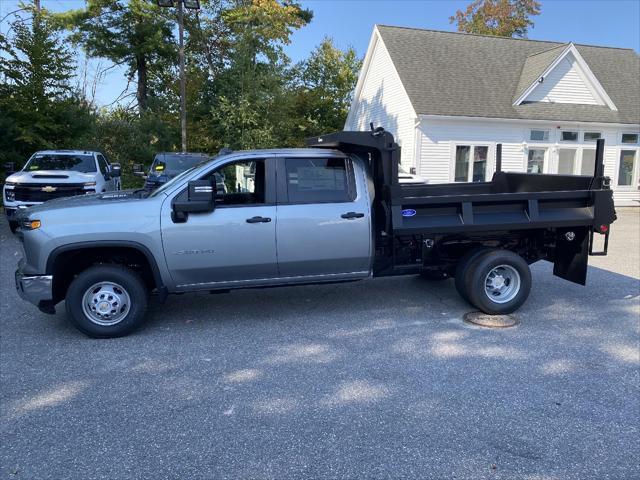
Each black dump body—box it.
[307,130,616,285]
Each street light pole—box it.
[177,0,186,153]
[156,0,200,153]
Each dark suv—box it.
[138,152,209,191]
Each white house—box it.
[345,25,640,206]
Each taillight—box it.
[599,224,609,233]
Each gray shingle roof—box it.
[376,25,640,125]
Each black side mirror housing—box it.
[3,162,15,175]
[110,163,122,177]
[172,179,215,222]
[133,163,145,176]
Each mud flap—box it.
[553,227,589,285]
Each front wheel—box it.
[465,250,532,315]
[65,265,148,338]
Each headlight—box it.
[4,181,16,186]
[83,181,96,187]
[5,188,15,202]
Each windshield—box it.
[24,154,97,173]
[151,154,207,174]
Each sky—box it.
[1,0,639,107]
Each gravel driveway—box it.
[1,209,638,480]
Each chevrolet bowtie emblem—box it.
[41,186,57,192]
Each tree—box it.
[450,0,541,38]
[0,4,93,165]
[57,0,177,113]
[288,38,361,141]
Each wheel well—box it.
[49,246,159,303]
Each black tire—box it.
[9,220,18,234]
[420,270,449,281]
[465,250,532,315]
[454,247,490,303]
[65,265,148,338]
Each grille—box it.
[14,183,87,202]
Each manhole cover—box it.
[463,311,519,328]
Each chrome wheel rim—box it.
[81,281,131,326]
[484,265,521,304]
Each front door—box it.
[161,156,278,287]
[275,155,371,278]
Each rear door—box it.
[275,154,371,278]
[96,154,115,191]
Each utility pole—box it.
[156,0,200,153]
[177,0,186,153]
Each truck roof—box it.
[217,147,345,158]
[34,150,99,155]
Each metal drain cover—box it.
[463,311,519,328]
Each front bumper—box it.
[15,268,54,311]
[5,204,40,220]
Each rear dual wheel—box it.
[455,249,531,315]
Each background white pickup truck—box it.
[3,150,121,233]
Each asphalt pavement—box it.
[1,210,639,479]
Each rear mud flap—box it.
[553,227,589,285]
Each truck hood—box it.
[23,190,149,216]
[7,170,98,184]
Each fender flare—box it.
[46,240,165,290]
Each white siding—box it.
[345,34,416,168]
[416,118,640,206]
[525,53,600,105]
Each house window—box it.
[618,150,637,186]
[530,129,549,141]
[558,148,577,174]
[583,132,601,142]
[580,149,596,176]
[455,145,489,182]
[527,148,546,174]
[621,133,639,144]
[561,131,578,142]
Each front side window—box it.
[557,148,577,175]
[97,155,108,174]
[455,145,488,182]
[561,131,578,142]
[618,150,637,186]
[210,159,265,205]
[530,129,549,141]
[527,148,546,173]
[285,158,353,203]
[153,154,207,174]
[24,154,97,173]
[621,133,639,144]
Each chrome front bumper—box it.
[15,269,53,307]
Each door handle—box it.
[246,216,271,223]
[341,212,365,219]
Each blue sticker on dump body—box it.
[401,209,417,217]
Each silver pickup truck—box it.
[14,130,616,338]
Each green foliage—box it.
[1,0,362,190]
[450,0,541,38]
[0,6,94,167]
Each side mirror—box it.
[172,179,215,223]
[3,162,15,174]
[110,163,122,177]
[133,163,145,176]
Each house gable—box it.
[345,27,417,166]
[514,44,618,110]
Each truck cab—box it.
[140,152,209,191]
[3,150,121,233]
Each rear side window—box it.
[285,158,355,203]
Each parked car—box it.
[13,130,615,338]
[3,150,121,233]
[137,152,209,191]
